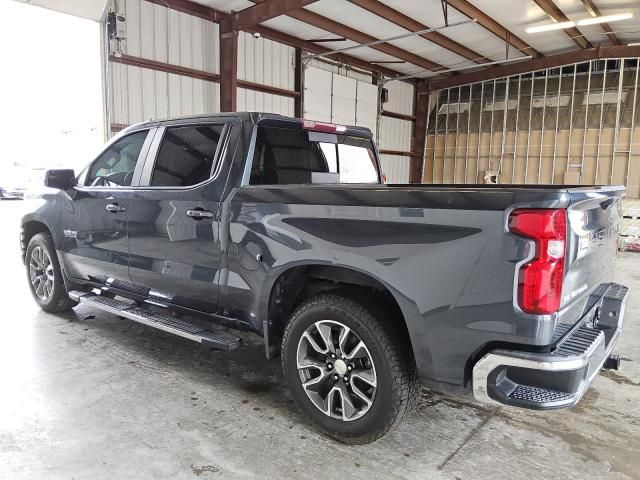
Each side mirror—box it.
[44,169,76,190]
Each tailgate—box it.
[560,187,624,324]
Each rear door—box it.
[60,128,154,283]
[126,119,238,313]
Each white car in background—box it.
[1,169,26,199]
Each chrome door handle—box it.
[186,209,214,220]
[106,203,126,213]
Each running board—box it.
[69,290,242,351]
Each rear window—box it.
[250,126,379,185]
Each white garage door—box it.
[304,66,378,138]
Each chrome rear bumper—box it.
[472,283,627,410]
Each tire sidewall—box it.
[282,298,396,440]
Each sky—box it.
[0,0,105,177]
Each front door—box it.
[127,120,235,313]
[59,129,153,284]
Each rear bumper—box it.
[472,283,627,409]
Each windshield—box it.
[250,126,380,185]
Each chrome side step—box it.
[69,291,242,351]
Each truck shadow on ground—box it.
[54,305,496,436]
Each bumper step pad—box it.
[69,291,241,351]
[508,385,573,404]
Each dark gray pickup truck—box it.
[21,112,628,443]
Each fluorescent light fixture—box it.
[526,21,575,34]
[577,12,633,26]
[628,42,640,46]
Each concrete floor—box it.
[1,200,639,480]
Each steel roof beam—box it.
[428,45,640,91]
[532,0,593,49]
[248,0,451,75]
[142,0,406,79]
[445,0,542,58]
[578,0,620,46]
[348,0,491,65]
[226,0,319,31]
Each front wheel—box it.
[281,293,417,444]
[25,233,77,312]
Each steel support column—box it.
[294,47,303,117]
[220,19,238,112]
[411,80,429,183]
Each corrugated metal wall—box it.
[237,31,295,115]
[124,0,219,72]
[110,63,220,125]
[378,80,414,183]
[108,0,297,127]
[379,154,410,184]
[109,0,220,127]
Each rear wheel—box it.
[282,293,417,444]
[26,233,76,312]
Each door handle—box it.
[106,203,126,213]
[186,209,214,220]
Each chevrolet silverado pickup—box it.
[21,112,628,444]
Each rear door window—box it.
[250,126,379,185]
[150,124,225,187]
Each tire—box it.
[281,293,418,444]
[25,233,77,312]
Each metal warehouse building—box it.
[18,0,639,195]
[2,0,640,478]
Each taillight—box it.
[508,209,567,315]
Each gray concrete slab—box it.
[1,200,639,480]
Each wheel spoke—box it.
[302,371,328,388]
[351,368,377,388]
[35,277,45,298]
[337,383,357,420]
[36,248,45,268]
[338,325,351,353]
[324,387,338,416]
[350,382,373,407]
[31,275,42,288]
[301,331,328,355]
[344,340,367,360]
[315,322,335,353]
[297,355,325,371]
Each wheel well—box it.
[267,265,412,351]
[21,221,50,261]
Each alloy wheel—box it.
[296,320,377,421]
[29,246,54,301]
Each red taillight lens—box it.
[509,209,567,315]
